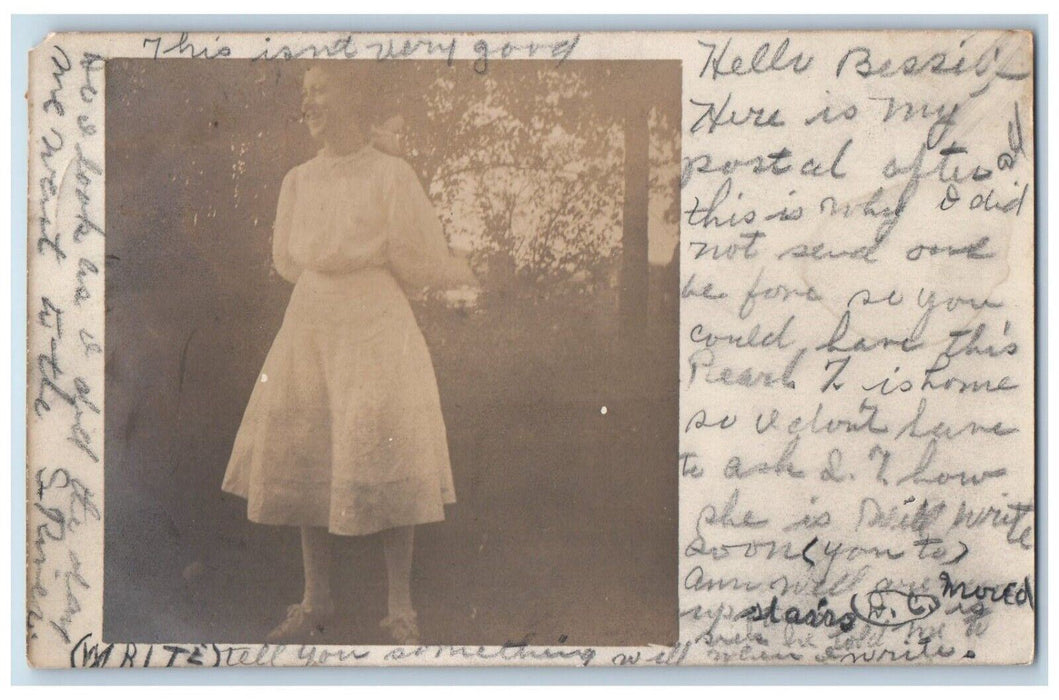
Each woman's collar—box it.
[317,141,375,160]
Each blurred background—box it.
[104,57,679,646]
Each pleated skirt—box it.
[222,267,456,535]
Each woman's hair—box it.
[305,61,400,129]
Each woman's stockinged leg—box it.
[379,525,420,643]
[300,526,334,613]
[265,526,335,642]
[381,525,415,616]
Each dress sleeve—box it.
[271,169,302,284]
[386,159,477,291]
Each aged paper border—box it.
[23,26,1041,671]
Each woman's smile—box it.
[301,67,344,143]
[303,108,325,139]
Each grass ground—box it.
[103,268,676,647]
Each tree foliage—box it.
[107,59,679,298]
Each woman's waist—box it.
[287,267,412,326]
[295,265,402,293]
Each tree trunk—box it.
[620,69,650,347]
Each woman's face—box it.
[301,68,353,143]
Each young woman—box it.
[222,63,478,645]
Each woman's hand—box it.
[439,285,481,312]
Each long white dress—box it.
[221,144,475,536]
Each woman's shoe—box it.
[380,610,420,645]
[266,603,334,643]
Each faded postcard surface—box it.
[26,29,1035,668]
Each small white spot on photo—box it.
[600,406,607,415]
[260,373,268,383]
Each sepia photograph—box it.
[102,56,681,647]
[22,24,1040,674]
